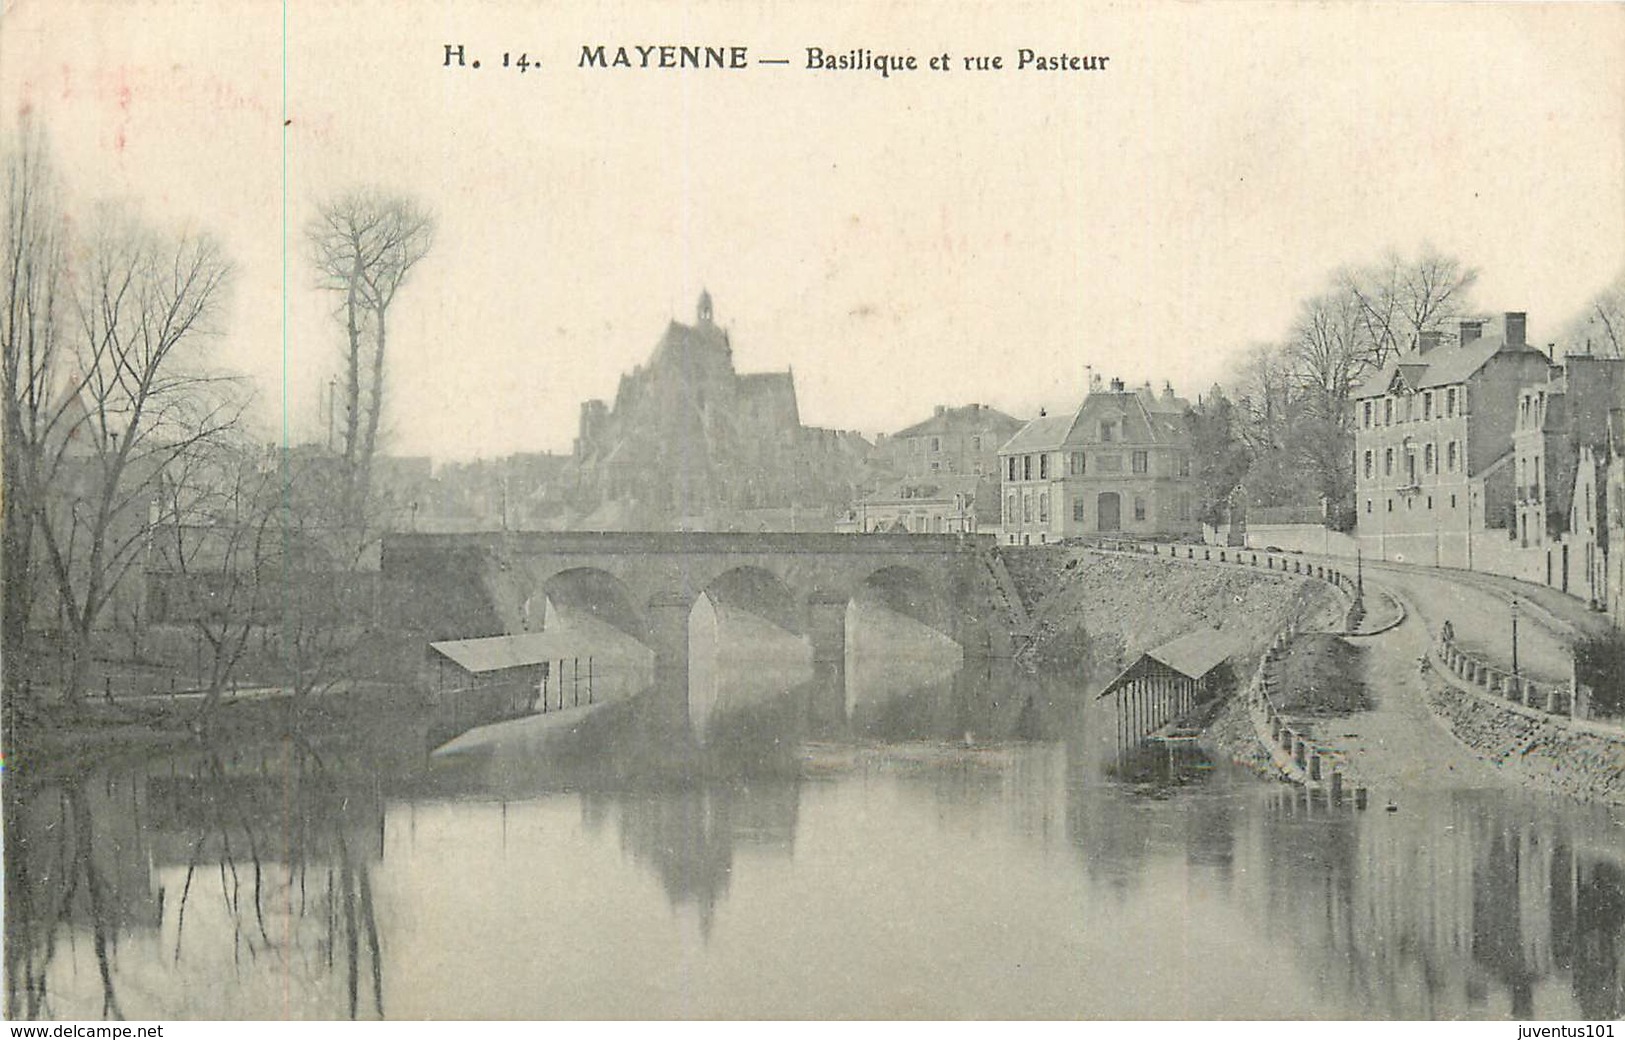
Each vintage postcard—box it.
[2,0,1623,1026]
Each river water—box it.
[5,613,1623,1020]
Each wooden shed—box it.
[1097,629,1238,746]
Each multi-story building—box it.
[1603,415,1625,625]
[871,404,1025,482]
[835,476,982,534]
[997,377,1199,545]
[1511,355,1625,557]
[1505,352,1625,601]
[1353,312,1554,567]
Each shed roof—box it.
[430,633,576,673]
[1146,628,1235,679]
[1096,628,1236,698]
[431,623,652,674]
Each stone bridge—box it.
[382,531,1007,669]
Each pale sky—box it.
[3,0,1622,461]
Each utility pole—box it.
[1511,597,1521,679]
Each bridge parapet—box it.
[383,530,1008,670]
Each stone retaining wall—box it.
[1420,654,1625,805]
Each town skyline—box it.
[2,1,1622,462]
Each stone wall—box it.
[1420,657,1625,805]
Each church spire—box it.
[697,288,714,325]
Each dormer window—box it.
[1100,420,1117,443]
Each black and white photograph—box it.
[1,0,1623,1025]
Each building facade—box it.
[871,404,1025,482]
[836,476,982,534]
[998,377,1199,545]
[1353,313,1554,568]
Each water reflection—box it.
[6,606,1624,1019]
[5,744,386,1020]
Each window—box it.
[1133,496,1147,521]
[1006,494,1016,523]
[1363,451,1373,479]
[1069,451,1086,475]
[1387,499,1393,512]
[1363,401,1372,428]
[930,436,940,452]
[1178,454,1191,477]
[1178,493,1192,521]
[1132,451,1148,474]
[1384,448,1394,476]
[1447,388,1458,417]
[1365,498,1373,514]
[930,461,940,472]
[1451,494,1457,509]
[1097,454,1124,473]
[914,439,923,454]
[1427,495,1433,510]
[1023,455,1032,480]
[1447,441,1458,472]
[1424,393,1433,421]
[1038,493,1049,523]
[1425,444,1435,474]
[1384,398,1393,425]
[1023,493,1032,522]
[1040,453,1049,479]
[1073,497,1086,522]
[972,436,981,451]
[1100,421,1117,443]
[1007,456,1017,481]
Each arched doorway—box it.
[1097,492,1121,532]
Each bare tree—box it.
[1339,247,1478,368]
[308,190,434,521]
[152,438,283,715]
[33,207,237,702]
[1290,289,1365,511]
[1,118,67,709]
[1560,269,1625,358]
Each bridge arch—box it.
[851,564,957,639]
[538,567,652,643]
[697,565,804,635]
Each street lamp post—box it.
[1511,597,1520,679]
[1356,546,1364,595]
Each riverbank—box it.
[1419,647,1625,805]
[5,684,434,779]
[1001,546,1345,677]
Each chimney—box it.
[1460,319,1485,346]
[1417,330,1442,355]
[1109,377,1125,392]
[1162,380,1175,401]
[934,405,946,417]
[1504,311,1527,348]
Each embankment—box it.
[1001,546,1344,681]
[1420,647,1625,805]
